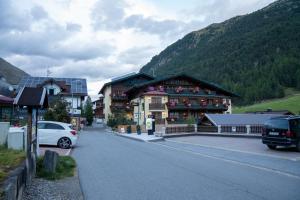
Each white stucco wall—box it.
[103,85,112,123]
[223,98,232,114]
[132,95,168,125]
[44,83,61,95]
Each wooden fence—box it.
[165,126,195,134]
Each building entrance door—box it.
[151,112,164,124]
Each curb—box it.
[114,132,165,142]
[163,133,261,139]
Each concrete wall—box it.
[2,154,36,200]
[103,85,112,124]
[0,122,9,145]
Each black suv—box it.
[262,116,300,151]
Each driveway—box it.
[166,136,300,161]
[72,127,300,200]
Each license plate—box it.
[269,132,279,136]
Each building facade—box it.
[93,97,104,119]
[126,74,237,126]
[99,73,154,123]
[18,77,88,116]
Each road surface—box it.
[72,127,300,200]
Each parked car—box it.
[38,121,78,149]
[262,116,300,151]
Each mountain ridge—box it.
[140,0,300,105]
[0,57,29,85]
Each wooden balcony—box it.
[167,103,227,111]
[110,94,128,101]
[110,104,132,111]
[149,103,165,110]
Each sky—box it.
[0,0,276,100]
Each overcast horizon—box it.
[0,0,276,100]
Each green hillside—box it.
[140,0,300,105]
[0,58,29,85]
[233,93,300,114]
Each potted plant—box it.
[137,125,141,135]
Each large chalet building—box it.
[99,73,154,123]
[127,74,237,125]
[100,73,237,125]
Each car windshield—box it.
[265,119,289,129]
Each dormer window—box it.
[49,88,54,95]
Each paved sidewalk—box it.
[22,170,83,200]
[116,132,164,142]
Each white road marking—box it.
[150,142,300,180]
[165,139,300,162]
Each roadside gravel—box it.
[22,170,83,200]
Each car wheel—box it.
[267,144,276,150]
[57,137,72,149]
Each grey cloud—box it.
[0,20,114,61]
[91,0,127,30]
[118,46,156,65]
[31,5,48,20]
[66,23,82,32]
[124,15,185,35]
[184,0,276,26]
[0,1,31,31]
[53,60,137,81]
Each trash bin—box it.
[8,127,25,150]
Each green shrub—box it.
[36,156,76,180]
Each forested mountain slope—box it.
[140,0,300,105]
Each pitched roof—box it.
[0,94,13,105]
[14,87,48,108]
[18,76,87,96]
[99,72,154,94]
[204,114,283,126]
[127,73,239,97]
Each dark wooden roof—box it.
[99,73,154,94]
[126,73,239,97]
[14,87,48,108]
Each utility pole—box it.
[46,67,52,77]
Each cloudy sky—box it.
[1,0,276,99]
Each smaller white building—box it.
[18,77,88,116]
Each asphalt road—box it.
[72,127,300,200]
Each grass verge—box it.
[0,145,25,183]
[36,156,76,180]
[234,93,300,114]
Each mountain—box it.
[140,0,300,105]
[0,57,29,85]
